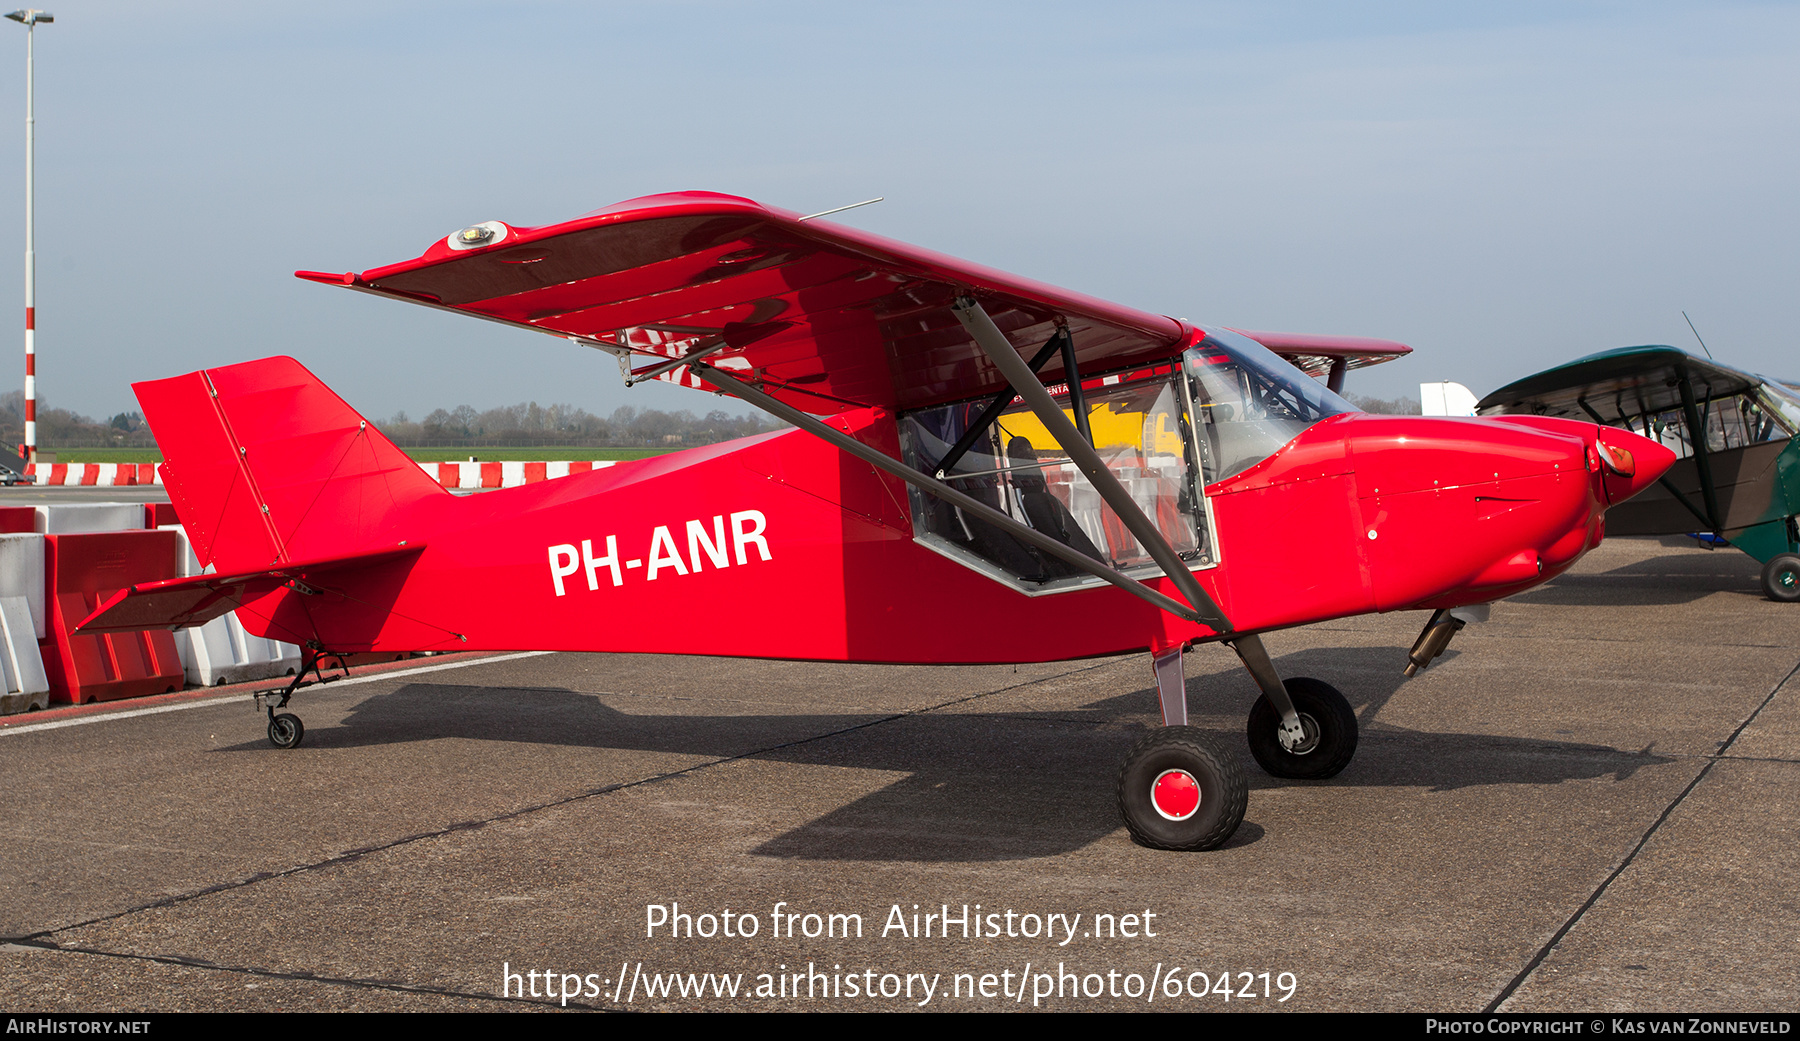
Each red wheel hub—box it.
[1151,769,1201,821]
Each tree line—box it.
[0,387,1421,453]
[380,402,786,447]
[0,390,786,451]
[0,390,159,451]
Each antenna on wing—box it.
[798,197,884,222]
[1681,311,1715,360]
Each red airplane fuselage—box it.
[181,360,1670,664]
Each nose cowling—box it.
[1480,415,1676,507]
[1343,414,1667,611]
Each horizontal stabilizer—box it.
[74,545,424,635]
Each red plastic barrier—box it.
[480,462,502,488]
[569,461,594,475]
[39,530,184,704]
[524,461,547,483]
[18,462,164,486]
[434,463,457,489]
[0,506,33,533]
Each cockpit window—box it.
[1756,379,1800,435]
[901,363,1210,589]
[1601,385,1794,460]
[898,331,1354,590]
[1186,328,1358,482]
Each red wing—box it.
[298,192,1186,415]
[1229,329,1413,382]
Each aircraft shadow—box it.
[206,643,1677,862]
[1505,543,1761,608]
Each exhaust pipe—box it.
[1404,604,1489,677]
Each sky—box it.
[3,1,1797,423]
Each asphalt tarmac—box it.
[0,533,1793,1012]
[0,486,172,505]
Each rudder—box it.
[136,356,446,574]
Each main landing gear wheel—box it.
[1761,554,1800,603]
[1116,726,1247,851]
[268,713,305,749]
[1246,677,1357,780]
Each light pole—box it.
[5,8,47,465]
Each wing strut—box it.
[1326,357,1347,395]
[950,296,1232,633]
[1674,366,1723,534]
[1059,324,1094,445]
[687,359,1226,630]
[625,339,729,387]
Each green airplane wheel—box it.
[1761,554,1800,603]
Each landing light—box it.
[448,221,507,250]
[1597,442,1636,477]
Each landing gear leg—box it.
[254,646,346,750]
[1116,645,1247,851]
[1232,634,1358,780]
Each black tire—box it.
[1116,726,1246,851]
[268,713,305,749]
[1761,554,1800,603]
[1246,677,1357,780]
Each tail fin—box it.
[136,356,446,573]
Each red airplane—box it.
[79,191,1675,851]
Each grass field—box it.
[28,448,162,464]
[404,447,679,463]
[39,446,683,464]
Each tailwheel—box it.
[1246,677,1357,779]
[268,712,305,749]
[1116,726,1246,851]
[1761,554,1800,603]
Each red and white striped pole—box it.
[7,10,49,465]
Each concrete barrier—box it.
[34,503,147,534]
[179,611,302,687]
[420,459,617,490]
[161,526,301,687]
[0,532,47,641]
[0,593,48,713]
[0,533,49,714]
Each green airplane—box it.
[1478,345,1800,603]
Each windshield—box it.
[1185,328,1358,481]
[1756,379,1800,434]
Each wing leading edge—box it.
[300,192,1414,413]
[1229,328,1412,388]
[300,192,1192,416]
